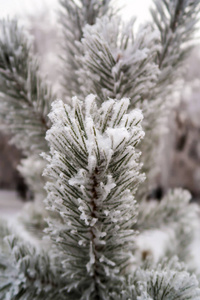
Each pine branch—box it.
[135,258,200,299]
[43,95,145,298]
[151,0,200,76]
[111,258,200,299]
[0,221,70,300]
[136,189,199,262]
[137,189,198,230]
[76,15,160,200]
[59,0,113,100]
[138,0,200,198]
[0,19,55,155]
[78,16,160,105]
[74,2,200,202]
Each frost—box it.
[69,169,86,186]
[78,240,85,246]
[100,175,116,200]
[85,94,96,117]
[90,218,98,227]
[87,154,97,173]
[99,255,115,267]
[78,205,90,226]
[106,127,130,149]
[86,242,95,274]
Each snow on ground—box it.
[0,190,24,218]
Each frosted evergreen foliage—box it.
[144,0,200,143]
[0,229,66,300]
[0,0,200,299]
[137,189,199,231]
[0,19,54,155]
[78,16,160,105]
[151,0,200,90]
[110,258,200,299]
[135,258,200,300]
[59,0,112,100]
[0,19,57,203]
[137,0,200,197]
[76,16,161,197]
[43,95,145,298]
[135,189,200,263]
[75,0,200,198]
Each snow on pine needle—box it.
[0,19,54,155]
[110,257,200,300]
[78,16,160,105]
[59,0,112,101]
[42,94,145,297]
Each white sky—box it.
[0,0,153,24]
[121,0,152,22]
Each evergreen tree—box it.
[0,0,200,299]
